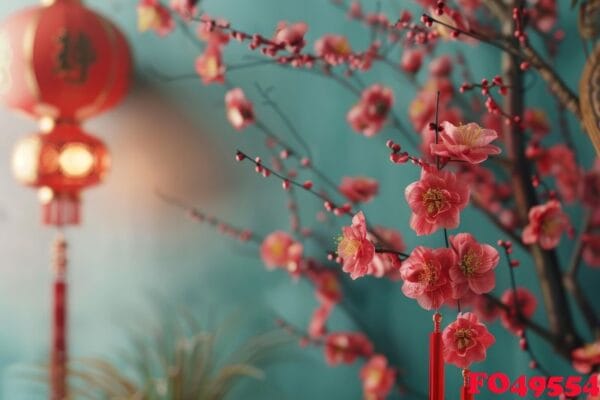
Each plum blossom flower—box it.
[583,234,600,268]
[260,231,303,273]
[367,226,405,279]
[524,109,550,137]
[405,168,470,236]
[195,45,225,84]
[522,200,570,250]
[197,17,230,46]
[400,48,423,74]
[430,122,501,164]
[324,332,373,365]
[314,34,352,65]
[347,85,394,137]
[472,294,501,322]
[308,303,333,338]
[337,212,375,279]
[449,233,499,299]
[360,355,396,399]
[500,288,537,334]
[137,0,174,36]
[400,246,456,310]
[273,22,308,52]
[339,177,379,203]
[442,312,495,369]
[170,0,199,18]
[529,0,557,33]
[309,268,343,305]
[225,88,255,130]
[572,341,600,374]
[429,55,453,77]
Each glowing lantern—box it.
[12,123,109,226]
[0,0,131,121]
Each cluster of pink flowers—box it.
[347,85,394,137]
[399,233,499,310]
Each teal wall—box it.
[0,0,597,399]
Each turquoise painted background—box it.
[0,0,597,399]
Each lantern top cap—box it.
[41,0,82,6]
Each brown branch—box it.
[481,0,582,120]
[470,195,526,249]
[563,210,600,337]
[500,10,581,352]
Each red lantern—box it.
[12,122,110,226]
[0,0,131,121]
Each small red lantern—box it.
[12,122,109,226]
[0,0,131,121]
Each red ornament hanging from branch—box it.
[0,0,131,122]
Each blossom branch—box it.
[156,190,260,243]
[499,240,552,376]
[563,210,600,337]
[500,8,580,352]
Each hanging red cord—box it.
[50,234,67,400]
[429,312,444,400]
[461,369,474,400]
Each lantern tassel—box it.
[461,369,474,400]
[429,312,444,400]
[50,234,68,400]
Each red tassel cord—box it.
[429,312,444,400]
[50,235,68,400]
[461,369,474,400]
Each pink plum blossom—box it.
[360,355,396,399]
[429,55,453,77]
[273,21,308,52]
[430,122,501,164]
[260,231,303,272]
[324,332,374,365]
[400,246,456,310]
[347,85,394,137]
[500,288,537,334]
[339,177,379,203]
[401,48,423,74]
[195,45,225,84]
[314,34,352,65]
[405,168,470,236]
[308,303,333,338]
[137,0,174,36]
[522,200,570,250]
[449,233,499,299]
[225,88,255,130]
[442,312,495,369]
[583,234,600,268]
[571,341,600,374]
[337,212,375,279]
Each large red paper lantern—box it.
[0,0,131,121]
[12,122,110,225]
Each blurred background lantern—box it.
[0,0,130,398]
[0,0,131,122]
[11,123,110,226]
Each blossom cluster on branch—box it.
[140,0,600,398]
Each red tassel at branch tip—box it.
[429,312,444,400]
[461,369,474,400]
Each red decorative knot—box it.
[52,234,67,279]
[433,312,442,333]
